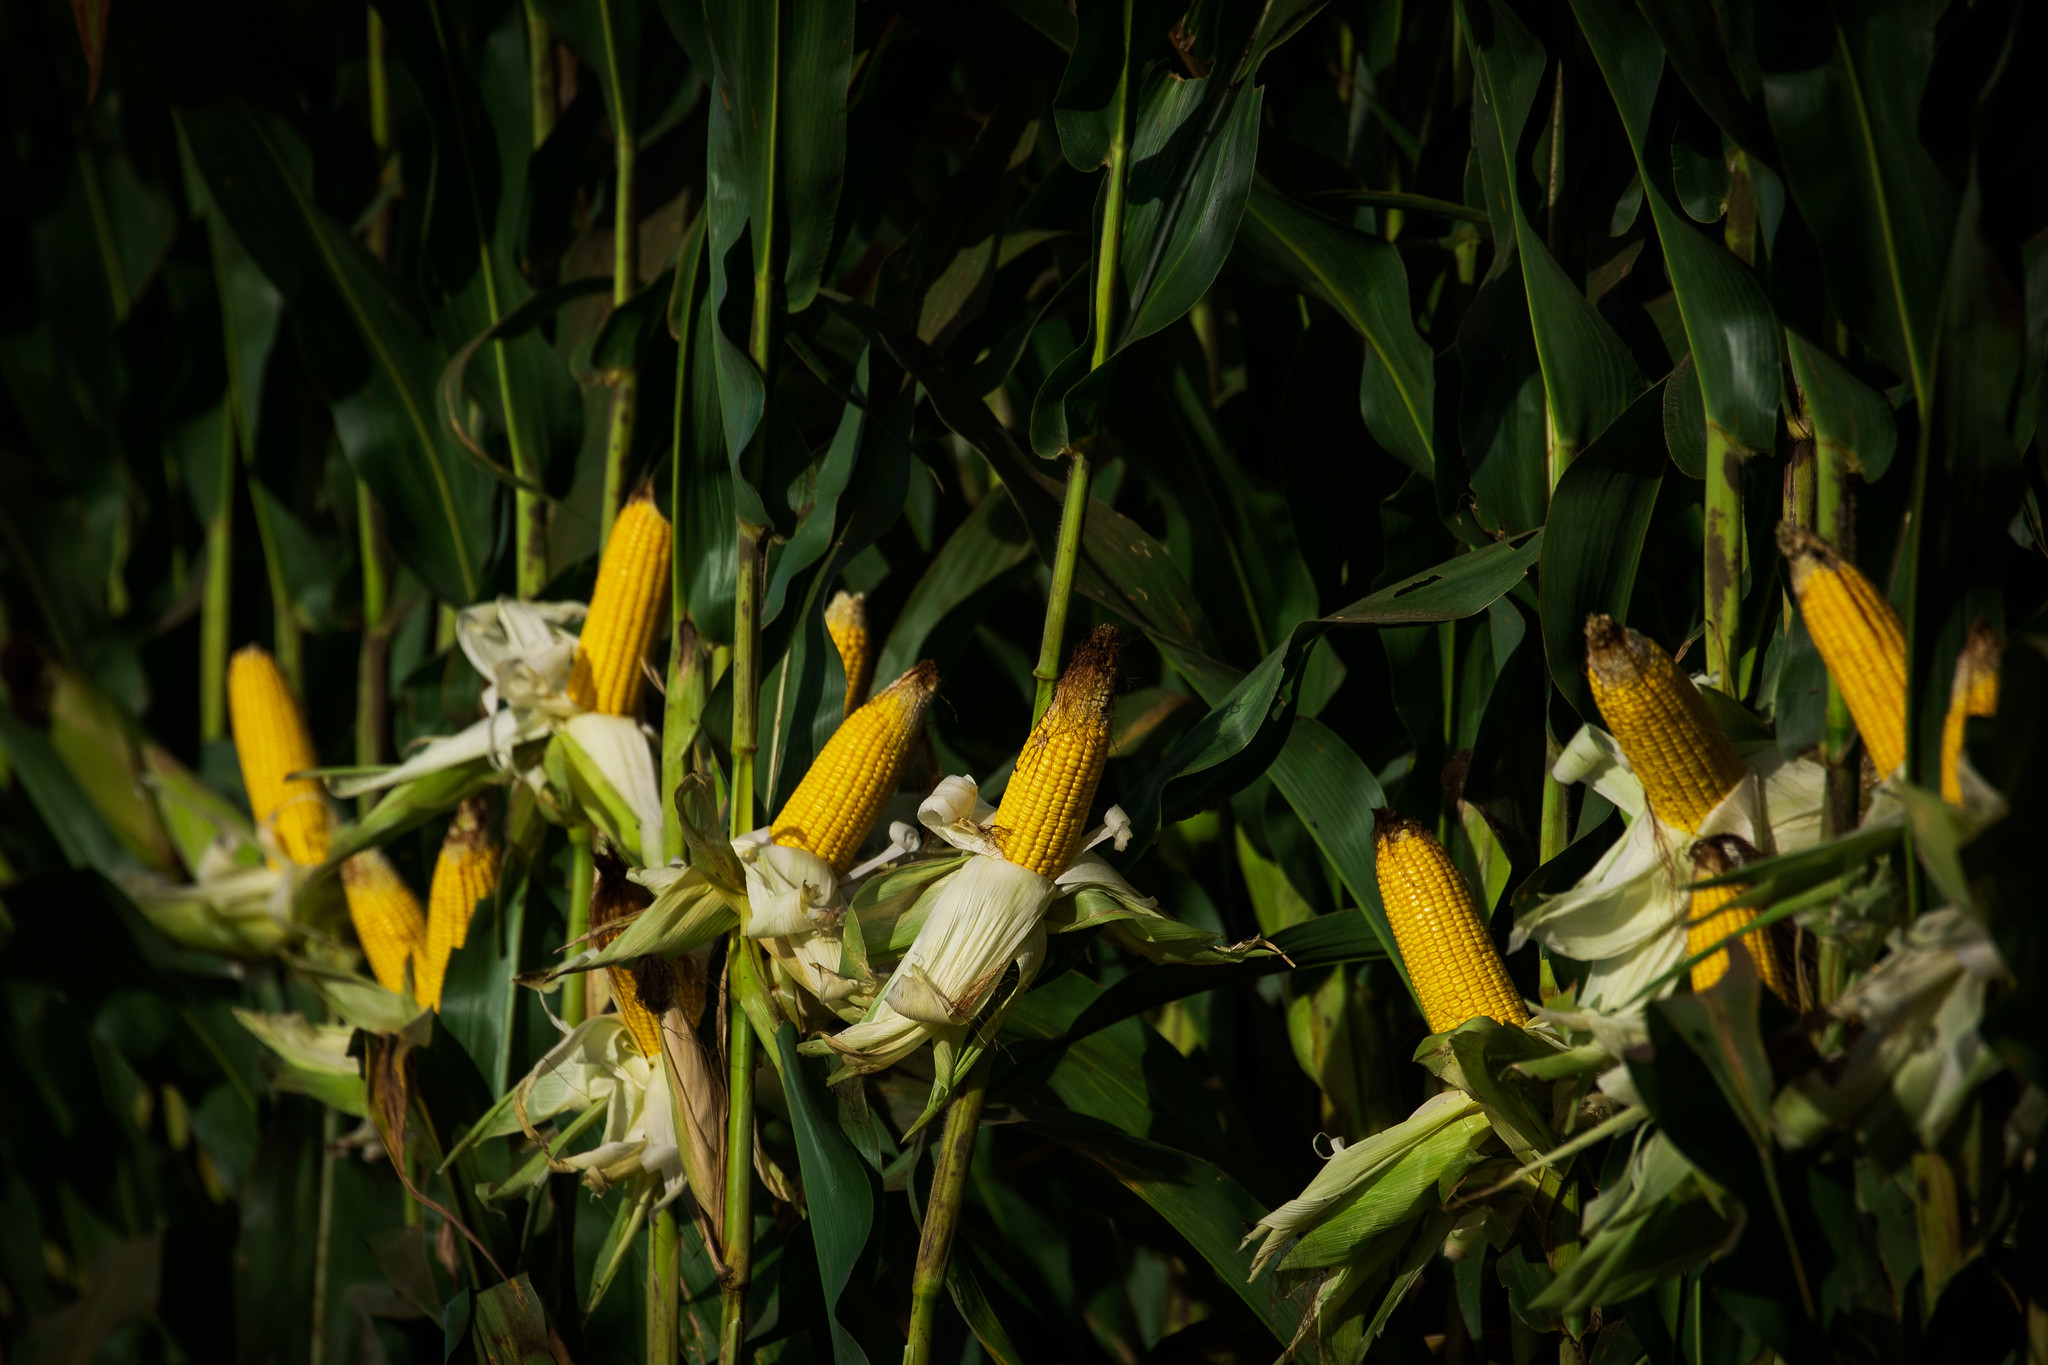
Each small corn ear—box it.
[1687,835,1793,1004]
[227,646,332,866]
[1584,615,1745,834]
[825,590,873,716]
[1939,623,1999,804]
[993,627,1122,877]
[589,845,678,1058]
[1779,524,1906,778]
[340,848,428,995]
[772,660,939,872]
[567,492,673,717]
[418,798,502,1010]
[1373,810,1527,1034]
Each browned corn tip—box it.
[588,842,678,1057]
[1686,834,1793,1004]
[1370,808,1528,1034]
[992,627,1122,877]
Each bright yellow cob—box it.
[1779,524,1906,778]
[825,590,873,715]
[588,845,676,1058]
[227,646,331,866]
[567,492,673,716]
[340,848,428,994]
[1939,623,2000,804]
[1687,836,1792,1004]
[1372,810,1528,1033]
[771,660,940,872]
[993,627,1122,877]
[417,798,502,1010]
[1584,615,1746,834]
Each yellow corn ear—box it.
[994,627,1122,877]
[1939,623,2000,804]
[825,590,873,715]
[340,848,428,994]
[1779,524,1906,778]
[772,661,940,871]
[586,846,677,1058]
[417,798,502,1010]
[1372,810,1528,1034]
[1687,836,1793,1004]
[567,492,673,716]
[607,963,677,1059]
[1584,615,1746,834]
[227,646,332,867]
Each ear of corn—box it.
[772,660,940,872]
[227,646,332,866]
[340,848,428,995]
[1940,623,2000,804]
[418,798,502,1010]
[567,492,673,717]
[1779,524,1906,778]
[1687,835,1793,1004]
[825,590,873,716]
[589,844,677,1057]
[993,627,1122,877]
[1584,615,1746,834]
[1372,810,1528,1033]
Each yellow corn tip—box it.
[1686,837,1792,1004]
[825,590,874,715]
[1372,810,1528,1034]
[417,798,502,1010]
[1939,624,2000,804]
[994,626,1123,877]
[227,646,332,867]
[1584,615,1745,834]
[567,493,673,716]
[772,660,940,872]
[1779,524,1906,778]
[340,848,428,995]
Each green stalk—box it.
[310,1105,337,1365]
[200,416,235,743]
[597,0,638,548]
[246,480,303,695]
[650,1206,680,1365]
[77,139,131,321]
[720,943,765,1364]
[730,530,766,836]
[355,485,390,815]
[525,1,557,148]
[1702,427,1744,696]
[903,1056,990,1365]
[563,827,594,1028]
[1029,454,1093,725]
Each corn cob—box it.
[1939,623,2000,804]
[1779,524,1906,778]
[227,646,332,867]
[417,798,502,1010]
[567,491,673,717]
[1687,835,1793,1004]
[1372,809,1528,1033]
[1584,615,1746,834]
[825,590,873,715]
[772,660,940,872]
[993,627,1123,877]
[340,848,428,995]
[590,845,677,1058]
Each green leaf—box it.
[779,0,855,312]
[1785,331,1898,481]
[0,699,133,873]
[775,1026,875,1365]
[872,487,1035,685]
[471,1273,557,1364]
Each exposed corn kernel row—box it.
[586,845,676,1058]
[227,646,332,866]
[340,848,428,995]
[772,660,939,871]
[417,798,502,1010]
[1584,615,1746,834]
[1940,623,2000,804]
[993,627,1122,877]
[607,965,676,1060]
[1686,836,1793,1004]
[825,590,874,716]
[567,492,673,716]
[1373,810,1528,1033]
[1779,524,1906,778]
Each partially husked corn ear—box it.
[994,627,1122,877]
[1372,810,1528,1034]
[825,591,873,715]
[567,492,673,716]
[1585,615,1745,834]
[227,646,331,866]
[1687,835,1792,1004]
[1940,623,2000,804]
[340,848,428,995]
[772,660,939,872]
[1779,524,1906,778]
[590,845,677,1058]
[417,798,502,1010]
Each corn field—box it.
[5,0,2047,1360]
